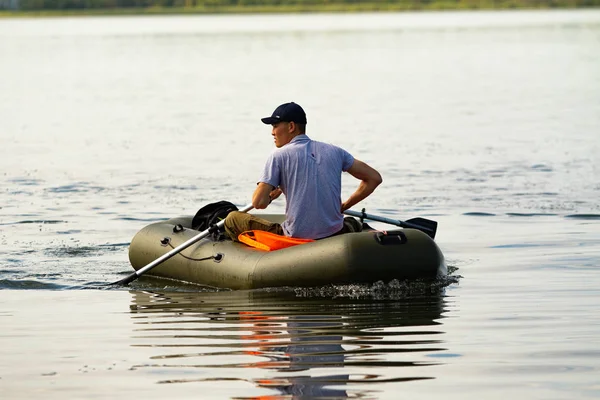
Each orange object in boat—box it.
[238,230,315,251]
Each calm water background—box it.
[1,9,600,399]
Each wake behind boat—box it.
[127,212,446,289]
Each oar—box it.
[112,203,254,286]
[344,209,437,239]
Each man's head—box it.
[261,102,307,148]
[261,102,307,125]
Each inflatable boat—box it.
[127,212,446,290]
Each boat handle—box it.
[374,231,407,245]
[173,224,184,233]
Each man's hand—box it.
[253,183,279,209]
[341,201,350,212]
[269,187,283,203]
[342,159,383,212]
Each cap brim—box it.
[261,117,280,124]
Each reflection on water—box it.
[129,288,450,398]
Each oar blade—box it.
[405,217,437,239]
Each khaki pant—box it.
[224,211,361,242]
[224,211,284,242]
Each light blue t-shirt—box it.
[258,134,355,239]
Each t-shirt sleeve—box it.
[341,148,354,172]
[258,151,281,188]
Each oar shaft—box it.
[343,209,400,226]
[343,209,434,234]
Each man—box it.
[224,102,382,241]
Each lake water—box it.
[1,9,599,399]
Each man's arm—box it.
[252,183,282,209]
[341,159,383,212]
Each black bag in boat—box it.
[192,200,239,232]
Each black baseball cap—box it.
[261,102,307,125]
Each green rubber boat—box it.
[128,213,446,289]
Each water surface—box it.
[1,9,599,399]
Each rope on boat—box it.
[165,241,218,262]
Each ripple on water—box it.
[490,243,547,249]
[116,216,168,222]
[152,184,199,191]
[46,183,106,193]
[45,243,129,258]
[506,212,559,217]
[0,220,65,226]
[121,271,461,298]
[462,212,497,217]
[291,276,460,300]
[530,164,554,172]
[0,279,65,290]
[513,192,559,197]
[565,214,600,220]
[8,178,43,186]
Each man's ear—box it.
[288,121,296,133]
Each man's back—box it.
[259,135,354,239]
[224,102,381,243]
